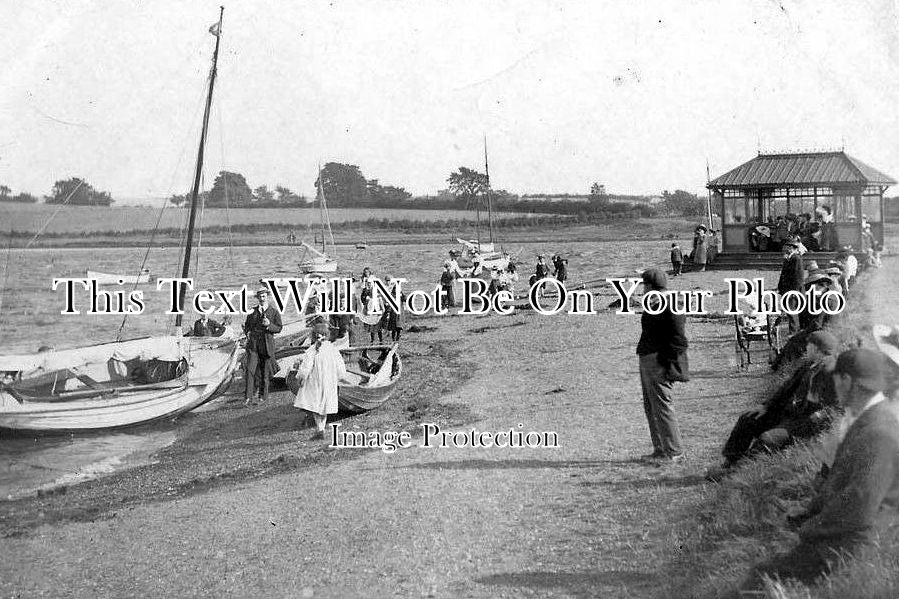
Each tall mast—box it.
[175,7,223,329]
[484,135,494,244]
[318,162,326,253]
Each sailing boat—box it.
[298,165,338,274]
[456,138,511,272]
[0,10,241,432]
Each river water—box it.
[0,239,663,499]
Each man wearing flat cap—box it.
[743,347,899,587]
[636,268,689,463]
[243,287,283,405]
[707,330,841,480]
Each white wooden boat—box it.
[86,269,151,285]
[0,334,240,432]
[456,238,510,272]
[271,333,350,378]
[298,242,338,274]
[281,343,401,413]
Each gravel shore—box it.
[0,265,869,598]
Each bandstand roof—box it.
[708,151,896,189]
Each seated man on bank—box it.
[706,330,840,481]
[740,348,899,589]
[772,269,843,370]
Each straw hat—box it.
[873,324,899,367]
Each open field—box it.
[0,204,549,235]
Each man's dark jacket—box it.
[637,295,689,381]
[243,305,283,357]
[778,253,805,294]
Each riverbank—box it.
[2,265,794,598]
[0,218,694,249]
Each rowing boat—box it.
[281,343,401,413]
[0,334,240,431]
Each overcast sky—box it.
[1,0,898,202]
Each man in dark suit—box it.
[777,240,804,333]
[742,348,899,588]
[636,268,689,463]
[706,330,840,481]
[243,287,282,405]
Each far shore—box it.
[0,219,697,249]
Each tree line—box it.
[2,166,709,219]
[163,163,704,219]
[0,178,113,205]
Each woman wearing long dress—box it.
[692,226,708,272]
[293,323,349,438]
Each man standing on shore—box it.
[636,268,689,463]
[742,348,899,589]
[777,240,804,333]
[243,287,282,406]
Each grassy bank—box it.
[655,257,899,598]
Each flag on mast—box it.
[209,22,221,37]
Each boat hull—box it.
[0,336,240,432]
[298,260,338,274]
[280,344,401,413]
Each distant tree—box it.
[660,189,706,217]
[274,185,303,204]
[253,185,274,203]
[589,182,609,207]
[208,171,253,207]
[0,185,9,199]
[315,162,368,207]
[447,167,488,209]
[367,180,412,207]
[46,177,114,206]
[169,194,187,207]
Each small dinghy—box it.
[281,344,401,413]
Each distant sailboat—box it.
[298,165,338,274]
[457,137,511,272]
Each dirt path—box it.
[0,270,782,598]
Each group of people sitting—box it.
[702,244,899,589]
